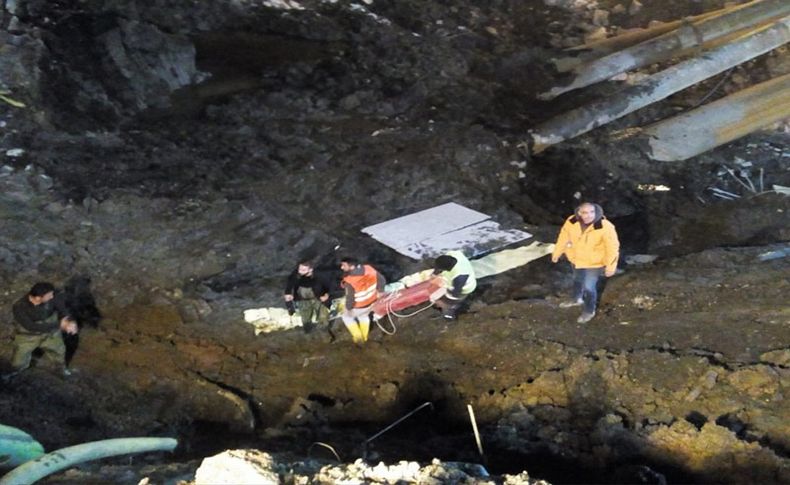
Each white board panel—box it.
[400,221,532,259]
[361,202,489,250]
[362,202,533,260]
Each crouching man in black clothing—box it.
[283,259,342,335]
[8,282,78,376]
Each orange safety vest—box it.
[343,264,379,308]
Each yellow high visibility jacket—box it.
[552,215,620,274]
[438,250,476,297]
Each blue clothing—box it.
[572,266,604,314]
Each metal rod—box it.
[759,168,765,192]
[709,187,741,198]
[362,401,434,452]
[467,404,485,460]
[308,442,342,462]
[725,166,757,193]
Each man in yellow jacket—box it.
[551,202,620,323]
[431,250,477,320]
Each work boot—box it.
[577,312,595,324]
[560,299,583,308]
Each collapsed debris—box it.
[641,73,790,161]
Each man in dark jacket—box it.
[9,282,78,376]
[283,259,341,334]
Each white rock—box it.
[584,26,608,43]
[625,254,658,265]
[5,148,25,157]
[592,9,610,26]
[195,449,280,485]
[631,295,656,310]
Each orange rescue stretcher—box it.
[371,279,444,321]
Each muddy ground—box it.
[0,0,788,483]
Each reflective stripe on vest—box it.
[441,250,476,296]
[344,264,378,308]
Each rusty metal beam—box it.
[641,73,790,161]
[529,16,790,154]
[566,6,734,54]
[543,0,790,99]
[553,6,735,72]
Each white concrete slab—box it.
[362,202,490,250]
[362,202,532,259]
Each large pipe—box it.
[565,5,735,54]
[641,73,790,161]
[0,424,44,468]
[543,0,790,99]
[0,437,178,485]
[529,16,790,153]
[554,5,736,72]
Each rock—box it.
[629,0,643,15]
[727,366,779,398]
[702,370,718,389]
[0,32,45,94]
[195,450,280,485]
[592,9,610,27]
[612,4,627,15]
[632,295,656,310]
[34,173,53,190]
[760,349,790,366]
[278,397,326,427]
[646,422,785,483]
[100,19,205,112]
[339,92,361,110]
[584,26,608,43]
[178,298,213,323]
[625,254,658,265]
[372,381,399,406]
[684,386,702,402]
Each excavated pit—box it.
[1,0,789,483]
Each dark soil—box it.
[0,0,788,483]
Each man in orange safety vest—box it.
[339,256,386,344]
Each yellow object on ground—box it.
[471,241,555,278]
[0,92,26,108]
[342,307,371,343]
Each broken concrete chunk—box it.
[625,254,658,265]
[593,9,610,27]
